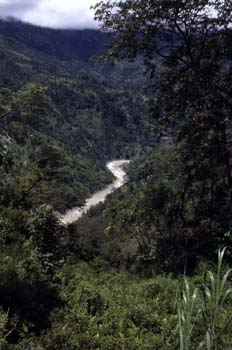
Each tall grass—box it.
[178,280,200,350]
[178,248,232,350]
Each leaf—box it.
[22,323,28,334]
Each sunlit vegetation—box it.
[0,0,232,348]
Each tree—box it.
[93,0,232,262]
[27,204,66,257]
[93,1,232,125]
[0,84,48,128]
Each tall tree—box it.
[93,1,232,122]
[93,0,232,263]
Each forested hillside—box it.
[0,19,146,87]
[0,1,232,349]
[0,18,161,349]
[0,19,154,212]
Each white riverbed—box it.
[61,160,130,225]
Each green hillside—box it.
[0,2,232,348]
[0,19,146,88]
[0,19,154,212]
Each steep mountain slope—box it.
[0,20,108,61]
[0,19,146,88]
[0,19,155,212]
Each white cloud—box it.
[0,0,100,28]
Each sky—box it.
[0,0,100,29]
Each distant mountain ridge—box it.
[0,19,109,62]
[0,19,145,87]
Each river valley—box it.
[61,160,130,225]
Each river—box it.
[61,160,130,225]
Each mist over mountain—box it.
[0,18,146,88]
[0,18,108,61]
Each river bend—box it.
[61,160,130,225]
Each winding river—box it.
[61,160,130,225]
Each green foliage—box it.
[0,239,60,339]
[178,280,199,350]
[93,0,232,270]
[0,76,153,212]
[26,204,67,273]
[104,138,232,272]
[200,248,232,350]
[0,8,232,350]
[41,264,178,350]
[0,23,155,348]
[178,248,232,350]
[0,308,11,350]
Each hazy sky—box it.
[0,0,100,28]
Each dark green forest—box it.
[0,1,232,349]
